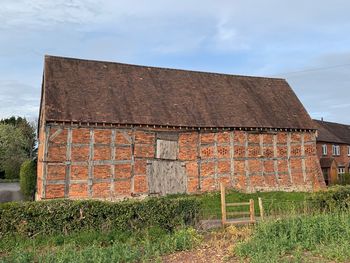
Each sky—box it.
[1,0,350,124]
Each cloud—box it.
[330,103,350,109]
[0,0,99,29]
[0,0,349,124]
[211,17,250,52]
[0,80,40,120]
[280,51,350,124]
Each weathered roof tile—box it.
[314,120,350,144]
[41,55,315,129]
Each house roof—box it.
[314,120,350,144]
[41,55,315,129]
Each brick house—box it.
[36,55,325,200]
[314,120,350,185]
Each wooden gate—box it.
[220,183,263,225]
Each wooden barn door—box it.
[147,135,187,195]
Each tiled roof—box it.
[314,120,350,144]
[41,55,315,129]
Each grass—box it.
[194,190,310,219]
[0,227,201,263]
[0,190,325,262]
[234,210,350,262]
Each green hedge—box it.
[0,197,201,238]
[308,185,350,211]
[19,159,37,199]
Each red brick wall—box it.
[37,125,325,200]
[316,142,350,172]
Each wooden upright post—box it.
[249,199,255,223]
[258,197,264,220]
[220,183,226,226]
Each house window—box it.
[332,145,340,156]
[322,144,327,156]
[338,167,345,174]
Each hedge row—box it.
[308,185,350,211]
[0,196,201,237]
[19,159,37,200]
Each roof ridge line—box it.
[44,54,286,81]
[313,119,350,126]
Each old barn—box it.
[36,56,325,200]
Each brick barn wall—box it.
[36,124,325,200]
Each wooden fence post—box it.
[249,199,255,223]
[258,197,264,220]
[220,183,226,226]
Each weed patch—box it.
[0,227,201,263]
[234,211,350,262]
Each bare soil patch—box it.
[163,226,251,263]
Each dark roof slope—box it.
[314,120,350,144]
[41,55,315,129]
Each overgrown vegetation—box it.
[0,196,201,238]
[3,186,350,262]
[0,227,201,263]
[234,211,350,263]
[19,160,37,200]
[232,186,350,262]
[308,185,350,211]
[0,195,201,262]
[337,173,350,185]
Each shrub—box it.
[0,196,201,238]
[338,173,350,185]
[308,185,350,211]
[19,159,37,199]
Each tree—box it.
[0,124,28,178]
[20,159,37,200]
[0,116,37,159]
[0,116,37,179]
